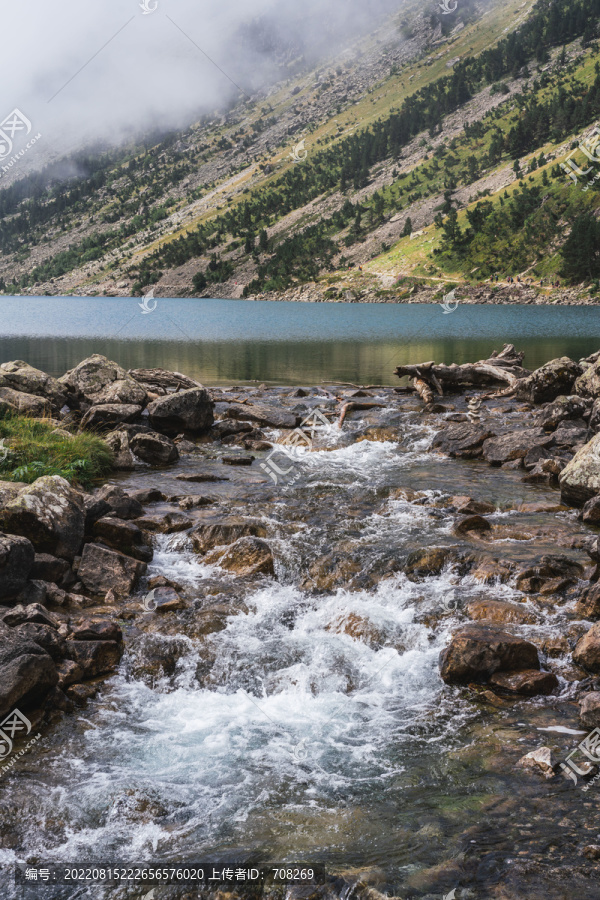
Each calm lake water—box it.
[1,296,600,384]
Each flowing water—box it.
[0,385,598,900]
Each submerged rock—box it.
[489,669,558,695]
[191,517,267,554]
[212,536,275,577]
[439,625,540,684]
[517,747,555,779]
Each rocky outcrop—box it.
[0,533,35,601]
[147,387,214,434]
[60,355,147,406]
[77,543,147,597]
[191,517,267,554]
[516,358,583,403]
[439,626,540,684]
[559,434,600,506]
[0,476,85,561]
[0,622,58,717]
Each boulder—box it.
[580,692,600,729]
[439,625,540,684]
[212,420,254,440]
[559,434,600,506]
[577,583,600,619]
[516,358,583,404]
[0,476,85,561]
[225,403,298,429]
[575,359,600,400]
[0,622,58,717]
[92,517,153,563]
[0,386,51,417]
[66,640,122,678]
[0,533,35,601]
[453,515,491,536]
[147,387,214,435]
[489,669,558,696]
[104,429,136,470]
[191,517,267,555]
[537,395,590,431]
[128,367,202,395]
[552,419,589,449]
[89,485,144,521]
[129,431,179,466]
[2,603,61,628]
[15,580,47,606]
[466,599,537,626]
[404,547,468,581]
[451,496,495,515]
[69,620,123,643]
[0,360,67,411]
[31,553,71,586]
[80,403,142,431]
[13,623,66,661]
[59,355,147,406]
[582,496,600,524]
[213,537,275,577]
[0,480,26,508]
[77,543,146,597]
[590,398,600,433]
[135,512,193,534]
[573,623,600,672]
[431,423,495,458]
[482,429,554,465]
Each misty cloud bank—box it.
[1,0,402,162]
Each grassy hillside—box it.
[2,0,600,302]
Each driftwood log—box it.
[394,344,530,401]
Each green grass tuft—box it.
[0,413,114,488]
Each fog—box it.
[0,0,402,162]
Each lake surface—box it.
[1,296,600,384]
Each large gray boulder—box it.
[147,387,214,435]
[516,358,583,404]
[0,476,85,561]
[559,434,600,506]
[0,360,67,412]
[59,355,147,406]
[80,403,142,431]
[77,543,146,597]
[0,622,58,718]
[0,386,51,418]
[0,533,35,601]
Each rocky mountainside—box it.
[1,0,600,303]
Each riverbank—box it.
[2,350,600,897]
